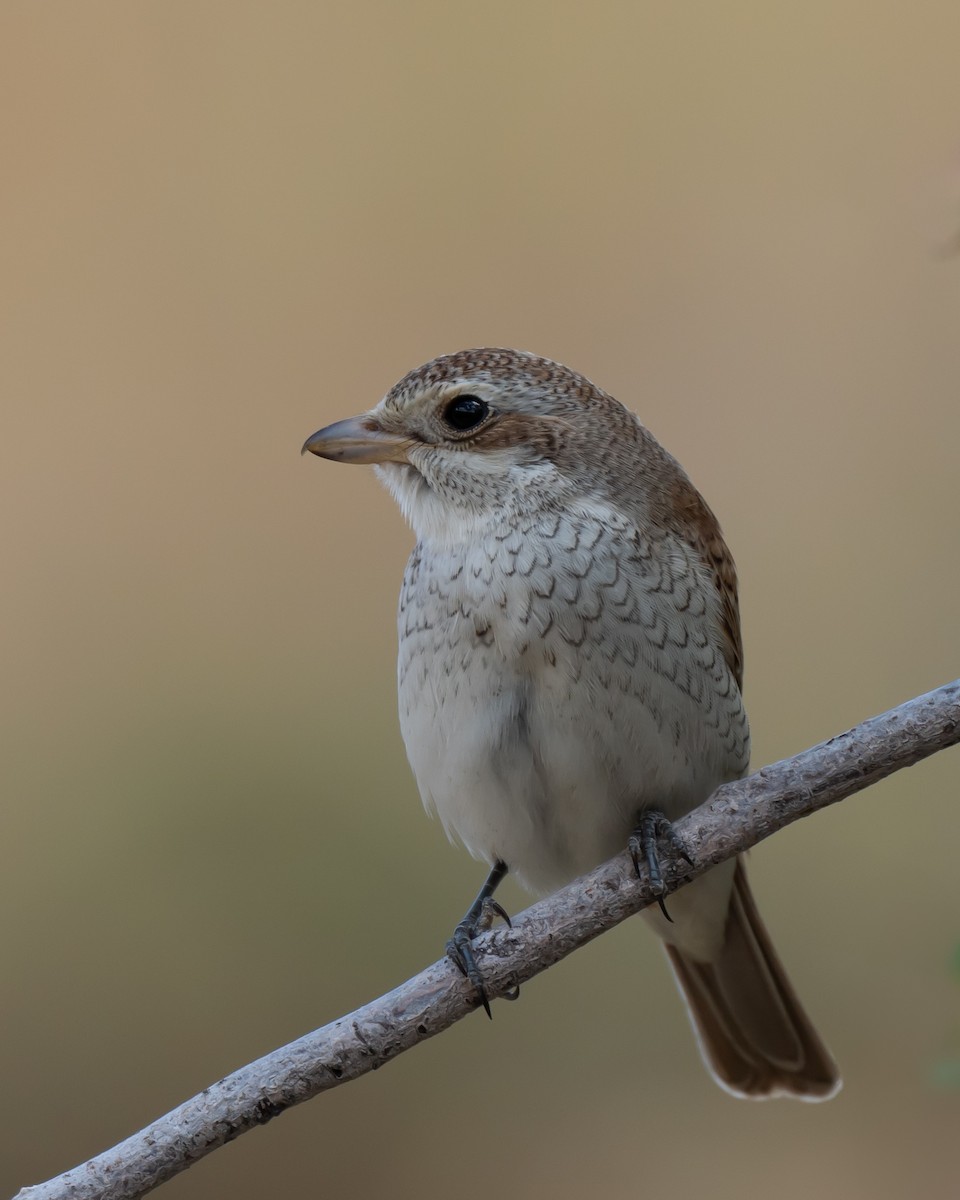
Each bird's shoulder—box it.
[627,456,744,693]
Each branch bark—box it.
[15,680,960,1200]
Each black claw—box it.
[486,899,512,928]
[446,861,515,1018]
[629,809,692,922]
[447,923,493,1017]
[629,839,643,879]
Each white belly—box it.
[397,508,750,902]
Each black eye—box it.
[442,394,490,432]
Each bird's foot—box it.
[628,810,694,923]
[446,896,518,1018]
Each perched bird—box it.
[303,348,839,1100]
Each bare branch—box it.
[15,680,960,1200]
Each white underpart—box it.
[380,462,750,963]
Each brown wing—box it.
[663,468,744,691]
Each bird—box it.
[303,347,840,1100]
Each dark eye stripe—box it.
[442,395,490,432]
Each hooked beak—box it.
[301,416,413,465]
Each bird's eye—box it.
[442,394,490,433]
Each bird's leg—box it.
[446,859,517,1018]
[628,810,694,922]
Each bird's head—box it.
[302,348,663,545]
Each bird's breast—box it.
[396,507,749,894]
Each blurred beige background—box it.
[3,3,959,1197]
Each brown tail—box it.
[664,858,840,1100]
